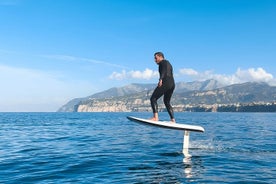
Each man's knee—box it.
[164,102,171,108]
[150,96,156,103]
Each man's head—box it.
[154,52,164,64]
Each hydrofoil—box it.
[127,116,205,157]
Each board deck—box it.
[127,116,204,133]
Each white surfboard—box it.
[127,116,204,132]
[127,116,205,157]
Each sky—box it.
[0,0,276,112]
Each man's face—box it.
[154,55,163,64]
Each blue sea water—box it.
[0,112,275,184]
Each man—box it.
[150,52,175,122]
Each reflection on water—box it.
[124,151,206,183]
[183,155,205,180]
[183,156,193,178]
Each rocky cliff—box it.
[58,80,276,112]
[58,79,223,112]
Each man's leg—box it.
[150,87,165,121]
[164,86,175,122]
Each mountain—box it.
[73,82,276,112]
[58,97,85,112]
[88,83,155,98]
[57,83,155,112]
[175,79,222,93]
[172,82,276,105]
[57,79,223,112]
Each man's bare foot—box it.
[150,113,159,121]
[150,117,158,121]
[171,119,176,123]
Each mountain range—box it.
[57,79,276,112]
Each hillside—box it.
[58,81,276,112]
[58,79,222,112]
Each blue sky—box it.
[0,0,275,112]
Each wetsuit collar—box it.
[157,59,165,65]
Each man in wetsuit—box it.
[150,52,175,122]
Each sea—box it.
[0,112,275,184]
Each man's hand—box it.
[158,79,163,87]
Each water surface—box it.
[0,112,275,183]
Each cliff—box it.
[58,79,222,112]
[58,81,276,112]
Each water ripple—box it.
[0,112,275,183]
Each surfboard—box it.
[127,116,204,133]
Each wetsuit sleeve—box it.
[159,61,167,80]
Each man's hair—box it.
[154,52,164,58]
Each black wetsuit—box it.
[150,59,175,119]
